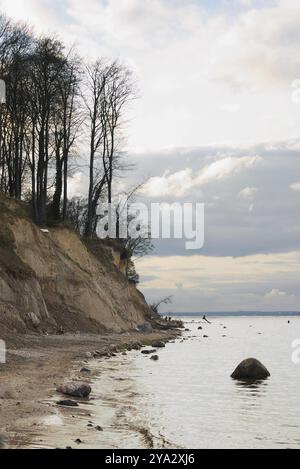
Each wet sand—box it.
[0,329,180,449]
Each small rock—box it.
[75,439,82,445]
[198,326,202,330]
[80,367,91,374]
[131,343,142,350]
[141,349,157,355]
[150,355,159,361]
[231,358,270,381]
[57,400,79,407]
[95,426,103,431]
[151,341,165,348]
[57,382,91,398]
[203,335,209,338]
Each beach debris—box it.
[57,381,92,398]
[57,399,79,407]
[151,341,165,348]
[231,358,270,381]
[150,355,159,361]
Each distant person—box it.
[203,315,211,324]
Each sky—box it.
[1,0,300,312]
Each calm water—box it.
[33,316,300,449]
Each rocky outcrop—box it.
[231,358,270,380]
[0,196,154,335]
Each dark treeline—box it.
[0,14,134,238]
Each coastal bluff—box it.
[0,196,156,337]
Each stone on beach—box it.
[57,399,79,407]
[57,381,92,398]
[231,358,270,381]
[151,341,165,348]
[141,349,157,355]
[150,355,159,361]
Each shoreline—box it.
[0,328,181,449]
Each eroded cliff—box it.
[0,196,153,336]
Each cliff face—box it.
[0,197,152,335]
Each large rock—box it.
[56,381,91,398]
[231,358,270,381]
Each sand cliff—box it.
[0,196,153,336]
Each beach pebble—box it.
[80,367,91,374]
[141,349,157,355]
[150,355,159,361]
[57,399,79,407]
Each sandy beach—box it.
[0,329,180,449]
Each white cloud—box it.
[138,251,300,311]
[238,186,258,200]
[265,288,288,299]
[2,0,300,149]
[143,156,261,197]
[290,181,300,191]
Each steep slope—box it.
[0,196,153,335]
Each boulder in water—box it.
[231,358,270,381]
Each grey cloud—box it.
[128,141,300,257]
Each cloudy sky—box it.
[2,0,300,312]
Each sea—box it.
[34,314,300,449]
